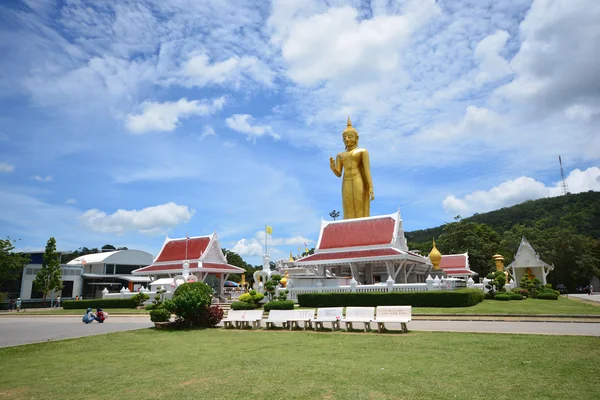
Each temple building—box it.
[506,237,553,285]
[283,211,432,288]
[132,234,245,297]
[439,253,478,278]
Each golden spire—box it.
[429,239,442,270]
[288,251,294,262]
[347,116,352,127]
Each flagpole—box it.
[186,233,189,261]
[265,224,268,255]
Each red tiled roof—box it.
[319,217,396,249]
[155,237,211,262]
[440,254,468,270]
[133,262,243,274]
[297,248,403,263]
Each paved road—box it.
[0,316,153,348]
[569,294,600,303]
[1,316,599,348]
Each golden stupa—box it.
[493,254,505,271]
[429,239,442,270]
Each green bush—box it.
[509,292,524,300]
[484,292,494,300]
[231,301,259,310]
[536,292,559,300]
[494,293,511,301]
[145,303,156,310]
[238,290,264,306]
[264,300,294,311]
[164,282,214,327]
[511,288,529,298]
[297,289,485,308]
[150,308,171,322]
[63,298,137,309]
[131,292,150,306]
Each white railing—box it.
[281,276,476,302]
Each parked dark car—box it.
[555,284,568,294]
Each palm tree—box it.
[329,209,340,221]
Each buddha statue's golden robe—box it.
[329,118,374,219]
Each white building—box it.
[506,237,553,285]
[68,250,154,299]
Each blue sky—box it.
[1,0,599,265]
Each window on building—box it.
[115,265,138,275]
[104,264,116,274]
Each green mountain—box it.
[406,191,600,243]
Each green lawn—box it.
[1,329,599,400]
[413,297,600,315]
[0,308,149,315]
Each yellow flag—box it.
[266,225,273,235]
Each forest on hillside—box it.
[406,191,600,291]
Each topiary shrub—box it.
[536,292,559,300]
[201,306,224,327]
[511,288,528,298]
[238,290,264,308]
[150,308,171,322]
[484,292,495,300]
[231,301,259,310]
[509,292,523,300]
[494,293,511,301]
[264,300,294,311]
[163,282,214,327]
[131,292,150,307]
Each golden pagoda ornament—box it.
[429,239,442,270]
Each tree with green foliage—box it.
[0,238,30,286]
[33,237,63,305]
[222,248,257,284]
[436,218,500,277]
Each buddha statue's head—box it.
[342,117,359,150]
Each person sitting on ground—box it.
[94,308,106,323]
[82,308,96,324]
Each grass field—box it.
[413,297,600,315]
[0,329,599,400]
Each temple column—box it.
[349,263,358,281]
[385,261,394,281]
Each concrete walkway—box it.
[1,315,599,348]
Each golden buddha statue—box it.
[329,117,374,219]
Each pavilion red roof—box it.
[440,254,468,270]
[133,262,243,275]
[319,217,396,249]
[154,237,211,262]
[297,248,404,263]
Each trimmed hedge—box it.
[264,300,294,311]
[231,301,260,310]
[509,292,524,300]
[494,293,511,301]
[297,289,484,308]
[63,298,137,309]
[150,308,171,322]
[537,292,559,300]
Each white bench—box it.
[265,310,295,329]
[341,307,375,332]
[374,306,411,333]
[223,309,263,329]
[288,309,316,330]
[312,307,344,330]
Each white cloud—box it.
[199,125,217,141]
[495,0,600,113]
[443,167,600,215]
[65,198,77,205]
[33,175,53,182]
[182,54,275,88]
[564,104,600,122]
[79,202,195,235]
[126,97,226,134]
[475,30,511,84]
[225,114,280,142]
[0,163,15,173]
[231,232,311,258]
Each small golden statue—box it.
[329,117,374,219]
